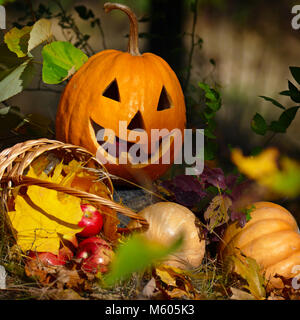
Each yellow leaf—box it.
[231,148,300,197]
[4,26,33,58]
[231,148,279,180]
[8,163,84,254]
[155,265,195,299]
[230,287,255,300]
[230,254,266,300]
[204,195,232,231]
[156,267,177,287]
[31,154,50,176]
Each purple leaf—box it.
[200,167,227,189]
[161,175,207,207]
[230,180,252,201]
[225,174,238,190]
[230,210,247,227]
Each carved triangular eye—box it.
[102,79,120,102]
[157,86,172,111]
[127,110,145,131]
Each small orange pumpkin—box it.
[56,3,186,182]
[219,201,300,288]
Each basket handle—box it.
[2,175,149,231]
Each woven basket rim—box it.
[0,138,149,228]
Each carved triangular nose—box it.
[127,111,145,131]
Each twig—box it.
[52,0,95,56]
[96,19,107,50]
[263,132,277,148]
[25,0,36,22]
[183,0,199,93]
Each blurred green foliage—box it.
[251,67,300,140]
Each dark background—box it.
[2,0,300,161]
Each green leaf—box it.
[251,113,267,135]
[204,128,216,139]
[205,91,217,101]
[199,83,221,111]
[0,0,16,5]
[250,146,263,156]
[290,66,300,86]
[269,120,286,133]
[288,81,300,103]
[204,108,215,120]
[103,234,183,287]
[204,139,217,161]
[241,205,255,222]
[198,82,210,92]
[279,90,291,96]
[259,95,285,110]
[42,41,88,84]
[4,19,52,58]
[0,59,36,102]
[268,106,299,133]
[278,106,299,129]
[269,158,300,197]
[206,100,221,112]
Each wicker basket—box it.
[0,138,149,247]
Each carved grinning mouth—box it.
[91,119,163,160]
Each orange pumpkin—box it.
[56,3,186,182]
[220,201,300,288]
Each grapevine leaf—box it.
[42,41,88,84]
[7,165,83,254]
[4,25,32,58]
[4,19,52,58]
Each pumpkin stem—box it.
[104,2,141,56]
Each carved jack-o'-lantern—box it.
[56,3,186,182]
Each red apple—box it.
[77,204,103,237]
[27,247,74,267]
[58,246,74,261]
[76,237,114,273]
